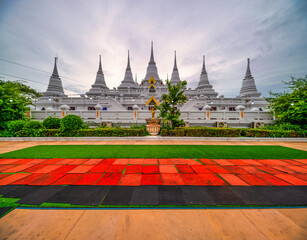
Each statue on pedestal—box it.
[151,107,155,119]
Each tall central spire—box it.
[118,50,137,89]
[201,55,207,74]
[142,41,161,83]
[149,41,155,63]
[127,50,131,70]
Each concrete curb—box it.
[0,137,306,142]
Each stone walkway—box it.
[0,208,307,239]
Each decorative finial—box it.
[201,55,207,74]
[127,50,131,69]
[98,54,103,73]
[52,56,59,77]
[245,58,251,77]
[174,50,177,69]
[150,41,155,63]
[135,73,137,84]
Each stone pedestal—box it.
[146,118,161,136]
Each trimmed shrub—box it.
[43,117,61,129]
[40,128,148,137]
[25,120,43,130]
[15,129,42,137]
[159,127,306,138]
[60,115,84,131]
[7,120,27,134]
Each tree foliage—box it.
[156,80,188,129]
[0,80,41,130]
[265,76,307,129]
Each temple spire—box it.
[127,50,131,69]
[173,51,178,70]
[245,58,251,77]
[52,57,59,77]
[201,55,207,74]
[149,41,155,63]
[135,73,137,84]
[98,55,103,73]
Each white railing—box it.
[30,110,274,124]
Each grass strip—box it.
[0,145,306,159]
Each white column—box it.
[95,104,102,120]
[60,105,70,118]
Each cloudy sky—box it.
[0,0,306,97]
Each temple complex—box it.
[34,42,272,127]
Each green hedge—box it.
[160,127,306,138]
[41,128,148,137]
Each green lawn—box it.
[0,145,306,159]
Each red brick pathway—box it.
[0,158,306,186]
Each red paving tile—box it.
[271,166,295,174]
[73,173,103,185]
[181,174,206,185]
[13,159,33,164]
[141,174,162,185]
[25,159,48,164]
[51,174,84,185]
[128,159,143,164]
[142,165,159,174]
[190,165,213,174]
[82,159,104,165]
[41,159,63,164]
[113,159,130,165]
[118,174,142,186]
[241,159,263,166]
[68,165,95,173]
[55,159,75,165]
[198,174,227,186]
[256,166,286,174]
[125,165,142,174]
[224,166,249,174]
[105,165,126,173]
[258,160,289,166]
[240,166,265,174]
[0,173,30,185]
[0,165,16,172]
[176,165,194,173]
[10,173,46,185]
[286,165,307,174]
[213,159,234,166]
[68,159,89,165]
[2,164,36,173]
[227,160,248,165]
[50,165,78,173]
[0,159,23,164]
[292,159,307,164]
[198,159,217,165]
[281,159,304,165]
[172,158,187,165]
[275,174,307,185]
[256,174,291,186]
[89,164,112,173]
[185,159,202,165]
[219,174,249,186]
[22,164,47,173]
[0,174,10,180]
[159,165,178,173]
[158,159,173,165]
[237,174,268,186]
[29,173,66,185]
[293,174,307,181]
[205,165,230,174]
[142,159,158,165]
[161,174,184,185]
[96,173,122,185]
[32,165,62,173]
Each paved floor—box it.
[0,208,306,239]
[0,158,306,186]
[0,140,306,154]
